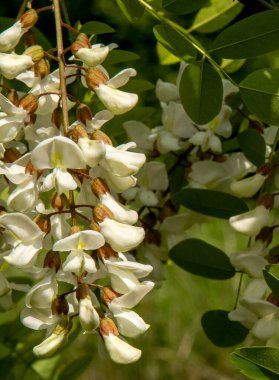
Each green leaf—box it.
[169,239,236,279]
[80,21,115,34]
[153,24,197,60]
[174,188,249,219]
[232,347,279,380]
[263,265,279,298]
[156,42,181,65]
[116,0,144,22]
[122,79,154,93]
[162,0,207,15]
[202,310,248,347]
[190,0,243,34]
[57,355,92,380]
[240,68,279,125]
[105,50,139,64]
[211,11,279,59]
[237,129,266,167]
[179,61,223,124]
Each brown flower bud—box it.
[267,254,279,265]
[101,286,119,305]
[0,207,7,216]
[3,148,21,163]
[33,214,51,234]
[145,229,161,246]
[76,103,93,125]
[52,296,69,315]
[44,251,61,272]
[25,159,36,175]
[255,226,273,246]
[249,120,265,134]
[99,317,119,337]
[7,89,19,106]
[97,243,118,260]
[19,94,38,114]
[258,164,273,177]
[158,200,177,222]
[24,30,37,47]
[257,193,274,210]
[76,283,90,301]
[91,178,110,198]
[85,67,108,90]
[20,9,38,29]
[67,124,88,143]
[51,192,68,211]
[91,130,112,145]
[71,33,91,54]
[51,105,63,129]
[93,204,113,223]
[69,225,81,235]
[90,221,101,232]
[34,58,50,79]
[141,212,157,229]
[24,45,44,62]
[267,293,279,307]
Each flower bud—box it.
[91,130,112,145]
[255,226,273,246]
[101,287,119,305]
[85,67,108,90]
[24,45,44,62]
[79,295,100,332]
[90,221,101,232]
[257,193,274,210]
[44,250,61,272]
[51,105,63,129]
[25,159,39,175]
[97,243,118,260]
[145,229,161,246]
[93,204,113,223]
[141,212,157,229]
[71,33,91,54]
[258,164,273,177]
[76,283,90,301]
[20,9,38,30]
[69,225,81,235]
[67,124,88,143]
[34,58,50,78]
[7,89,19,106]
[51,296,69,315]
[91,178,110,198]
[267,293,279,307]
[99,317,119,337]
[19,93,38,114]
[33,214,51,234]
[76,103,93,124]
[51,192,67,211]
[24,30,37,47]
[3,148,21,163]
[158,200,177,221]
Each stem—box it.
[69,190,77,225]
[53,0,69,134]
[233,272,244,309]
[62,22,80,35]
[36,6,53,14]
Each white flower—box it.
[230,173,266,198]
[229,205,270,236]
[74,43,117,67]
[155,79,180,103]
[33,322,70,357]
[79,295,100,333]
[77,138,106,168]
[123,121,156,153]
[0,53,33,79]
[103,334,141,364]
[100,193,138,225]
[0,21,23,52]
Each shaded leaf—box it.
[237,129,266,167]
[57,355,92,380]
[80,21,115,34]
[105,50,139,64]
[211,11,279,58]
[263,265,279,298]
[240,68,279,125]
[202,310,248,347]
[179,61,223,124]
[174,188,248,219]
[169,238,236,279]
[232,347,279,380]
[162,0,207,15]
[116,0,144,22]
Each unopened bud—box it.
[91,178,110,198]
[91,130,112,145]
[145,229,161,246]
[51,296,69,315]
[71,33,91,54]
[3,148,21,163]
[69,225,81,235]
[67,124,88,143]
[258,164,273,177]
[76,283,90,301]
[51,105,63,129]
[85,67,108,90]
[97,243,118,259]
[7,89,19,106]
[158,200,177,222]
[44,250,61,272]
[255,226,273,246]
[99,317,119,337]
[24,30,37,47]
[76,103,93,125]
[34,58,50,78]
[101,286,119,305]
[257,193,274,210]
[141,212,157,228]
[267,293,279,307]
[33,214,51,234]
[93,204,113,223]
[25,159,37,175]
[90,221,101,232]
[19,93,38,114]
[20,9,38,29]
[51,192,67,211]
[24,45,44,62]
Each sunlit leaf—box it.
[162,0,207,15]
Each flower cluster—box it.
[0,4,154,363]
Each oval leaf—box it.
[174,188,249,219]
[202,310,248,347]
[263,265,279,298]
[211,11,279,58]
[240,68,279,125]
[57,355,92,380]
[153,24,197,60]
[169,238,236,279]
[179,61,223,124]
[162,0,207,15]
[80,21,115,34]
[237,129,266,167]
[232,347,279,380]
[116,0,144,22]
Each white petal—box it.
[110,281,154,308]
[230,174,266,198]
[100,193,138,224]
[95,85,138,115]
[0,213,43,241]
[113,309,149,337]
[79,297,100,332]
[53,230,105,251]
[229,205,270,236]
[108,68,137,89]
[0,53,33,79]
[103,334,141,364]
[78,138,106,167]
